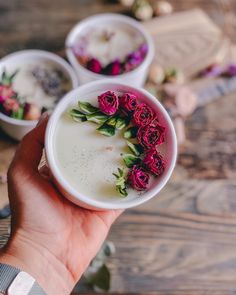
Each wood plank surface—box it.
[1,1,236,294]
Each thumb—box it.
[11,113,49,173]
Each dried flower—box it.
[127,165,150,191]
[98,91,119,115]
[133,103,154,127]
[119,93,138,113]
[137,123,165,149]
[199,63,223,78]
[154,0,173,17]
[104,60,121,76]
[149,63,165,84]
[143,148,165,176]
[23,103,41,121]
[132,0,153,21]
[87,58,102,74]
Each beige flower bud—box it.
[119,0,135,7]
[154,0,173,17]
[132,0,153,21]
[149,63,165,84]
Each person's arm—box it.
[0,114,122,295]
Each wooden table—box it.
[1,1,236,294]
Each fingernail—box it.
[37,112,49,126]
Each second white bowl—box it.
[66,13,154,87]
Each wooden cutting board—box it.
[144,9,231,78]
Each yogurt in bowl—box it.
[0,50,78,140]
[45,80,177,210]
[66,14,154,87]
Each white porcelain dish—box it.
[0,50,78,141]
[66,13,154,87]
[45,80,177,211]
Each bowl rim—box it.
[45,80,177,210]
[65,13,155,79]
[0,49,79,126]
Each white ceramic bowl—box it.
[66,13,154,87]
[45,80,177,210]
[0,50,78,141]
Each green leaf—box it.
[127,141,143,156]
[106,116,117,127]
[78,101,98,114]
[88,264,111,291]
[113,168,128,197]
[124,126,138,139]
[122,153,140,168]
[11,107,24,120]
[86,112,109,124]
[69,109,87,122]
[115,117,128,130]
[97,124,116,137]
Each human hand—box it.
[0,114,122,295]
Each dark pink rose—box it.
[87,58,102,74]
[119,93,138,113]
[137,123,165,149]
[0,85,15,104]
[133,103,154,127]
[2,98,19,115]
[98,91,119,115]
[143,148,165,176]
[105,60,121,76]
[127,165,150,191]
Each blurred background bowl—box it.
[66,13,154,87]
[0,50,78,141]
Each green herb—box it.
[78,101,98,114]
[97,124,116,137]
[126,141,143,156]
[86,112,109,124]
[113,168,128,197]
[70,109,87,122]
[106,116,117,127]
[122,153,140,168]
[12,107,24,120]
[124,126,138,139]
[115,116,129,130]
[86,264,110,291]
[1,69,19,86]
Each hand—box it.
[0,114,122,295]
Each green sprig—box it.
[113,168,128,197]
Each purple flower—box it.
[86,58,102,74]
[200,64,222,78]
[104,60,121,76]
[226,64,236,77]
[139,43,148,57]
[98,91,119,115]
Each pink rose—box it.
[143,148,165,176]
[87,58,102,74]
[98,91,119,115]
[133,103,154,127]
[137,123,165,149]
[2,98,19,115]
[127,165,150,191]
[119,93,138,113]
[105,60,121,76]
[0,85,15,103]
